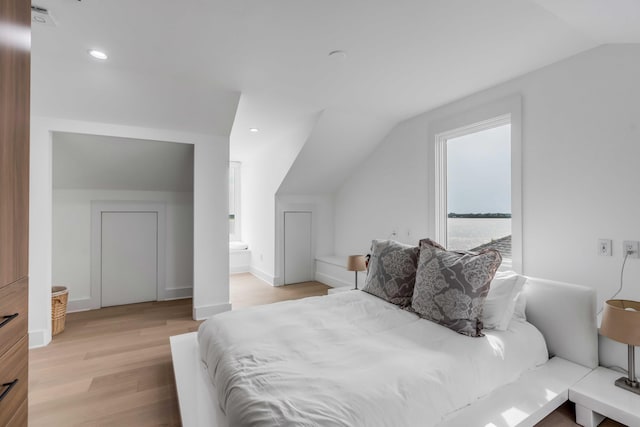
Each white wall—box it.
[335,114,431,256]
[239,138,308,284]
[52,190,193,310]
[30,117,230,348]
[334,44,640,371]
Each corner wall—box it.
[334,44,640,371]
[52,189,194,310]
[274,194,335,285]
[239,128,313,284]
[30,117,229,347]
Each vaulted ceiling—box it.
[31,0,640,194]
[53,132,194,192]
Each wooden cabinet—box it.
[0,0,30,288]
[0,279,28,357]
[0,337,28,427]
[0,0,31,425]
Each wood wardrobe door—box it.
[0,1,31,426]
[0,0,31,289]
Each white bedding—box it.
[198,291,548,427]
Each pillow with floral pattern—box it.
[411,238,502,337]
[362,240,419,307]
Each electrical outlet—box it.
[623,241,640,258]
[598,239,612,256]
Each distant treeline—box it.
[448,213,512,218]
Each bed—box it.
[171,276,598,427]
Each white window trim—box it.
[428,95,523,273]
[229,161,241,242]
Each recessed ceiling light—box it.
[88,49,108,60]
[249,128,259,133]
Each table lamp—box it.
[346,255,366,290]
[600,299,640,395]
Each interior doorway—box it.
[51,132,194,312]
[101,211,158,307]
[283,211,313,284]
[91,202,167,309]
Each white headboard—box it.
[523,277,598,369]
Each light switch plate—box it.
[598,239,612,256]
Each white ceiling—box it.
[31,0,640,194]
[530,0,640,43]
[53,133,194,192]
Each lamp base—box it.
[614,376,640,395]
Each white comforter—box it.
[198,291,548,427]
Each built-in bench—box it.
[315,255,365,290]
[230,242,250,274]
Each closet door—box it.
[101,212,158,307]
[284,211,313,285]
[0,0,30,288]
[0,0,30,425]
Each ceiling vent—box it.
[31,5,57,27]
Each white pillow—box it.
[482,271,526,330]
[512,291,527,321]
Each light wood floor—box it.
[28,274,329,426]
[29,274,622,426]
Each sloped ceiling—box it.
[31,0,640,194]
[53,133,194,192]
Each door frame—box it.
[275,203,317,286]
[283,211,313,285]
[89,201,166,310]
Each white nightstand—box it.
[327,287,353,295]
[569,366,640,427]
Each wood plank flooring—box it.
[28,274,329,426]
[29,274,622,426]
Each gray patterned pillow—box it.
[411,238,502,337]
[362,240,419,307]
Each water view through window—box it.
[446,124,511,257]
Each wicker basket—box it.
[51,286,69,336]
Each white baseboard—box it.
[315,272,352,289]
[66,297,94,313]
[230,265,250,274]
[193,302,232,320]
[250,266,275,285]
[66,288,193,313]
[29,329,50,349]
[164,287,193,300]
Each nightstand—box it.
[569,366,640,427]
[327,287,353,295]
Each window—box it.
[446,123,511,255]
[432,100,521,271]
[229,162,241,241]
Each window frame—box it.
[428,95,522,272]
[229,161,241,242]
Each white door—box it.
[101,212,158,307]
[284,211,313,285]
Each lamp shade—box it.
[600,300,640,346]
[346,255,366,272]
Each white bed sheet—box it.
[198,291,548,427]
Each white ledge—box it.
[315,255,347,268]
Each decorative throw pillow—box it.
[362,240,419,307]
[411,238,502,337]
[482,271,527,331]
